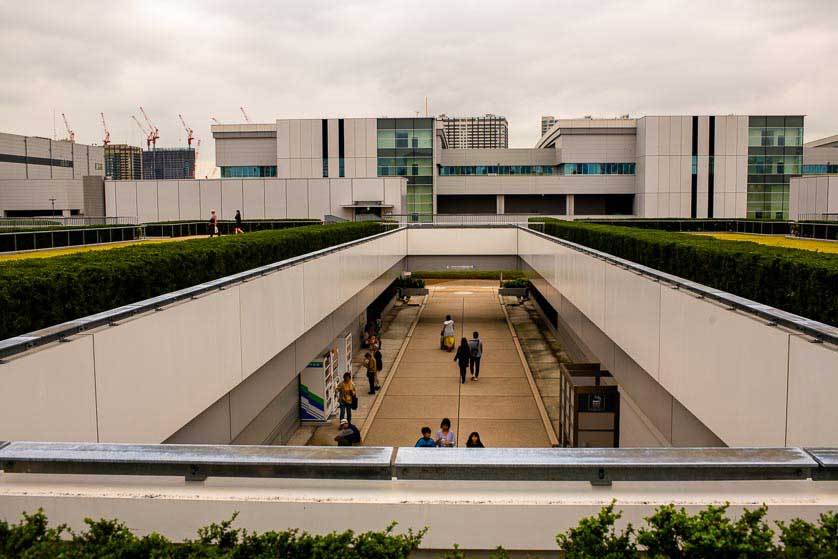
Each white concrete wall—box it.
[518,228,838,447]
[789,175,838,219]
[0,228,408,443]
[104,177,406,221]
[406,227,518,255]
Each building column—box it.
[566,194,574,217]
[496,194,505,214]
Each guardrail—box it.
[0,225,143,253]
[796,220,838,241]
[0,442,834,484]
[800,213,838,221]
[0,224,403,360]
[143,220,321,238]
[390,214,562,225]
[0,216,137,228]
[521,225,838,345]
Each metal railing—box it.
[143,220,321,239]
[521,225,838,345]
[796,220,838,241]
[0,216,137,228]
[800,213,838,222]
[0,442,834,483]
[0,226,144,253]
[389,213,562,225]
[0,225,403,360]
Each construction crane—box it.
[61,113,75,142]
[210,116,220,125]
[100,112,111,146]
[131,115,152,149]
[240,106,252,123]
[178,114,194,147]
[139,106,160,148]
[192,138,201,178]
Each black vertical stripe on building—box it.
[321,119,328,178]
[708,116,715,218]
[338,119,345,177]
[690,116,698,218]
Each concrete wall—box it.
[789,175,838,219]
[0,229,408,443]
[436,174,636,197]
[0,178,87,215]
[636,115,748,218]
[104,177,406,221]
[276,118,377,180]
[518,228,838,447]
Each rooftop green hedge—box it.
[531,218,838,326]
[0,221,384,340]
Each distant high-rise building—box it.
[541,115,557,136]
[437,114,508,149]
[104,144,143,180]
[141,148,195,180]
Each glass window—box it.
[377,130,395,149]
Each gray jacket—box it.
[468,338,483,358]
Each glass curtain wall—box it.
[377,118,434,218]
[220,166,277,178]
[747,116,804,219]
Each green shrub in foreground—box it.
[531,218,838,326]
[0,221,384,340]
[1,506,835,557]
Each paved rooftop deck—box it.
[364,280,552,448]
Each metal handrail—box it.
[0,442,833,483]
[520,225,838,345]
[0,216,137,227]
[0,225,141,237]
[0,225,404,360]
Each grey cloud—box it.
[1,0,836,177]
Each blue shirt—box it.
[415,437,436,447]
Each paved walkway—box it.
[364,280,552,448]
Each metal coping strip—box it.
[519,225,838,344]
[0,443,831,482]
[0,225,404,360]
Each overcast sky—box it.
[1,0,836,177]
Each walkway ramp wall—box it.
[0,228,407,444]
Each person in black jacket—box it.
[233,210,244,234]
[454,337,470,384]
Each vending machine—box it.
[300,351,337,422]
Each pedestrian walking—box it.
[414,426,436,447]
[440,314,455,351]
[234,210,244,234]
[370,335,384,374]
[363,352,378,394]
[334,419,361,446]
[208,209,219,237]
[337,372,356,423]
[435,418,456,447]
[468,331,483,381]
[454,337,470,384]
[466,432,485,448]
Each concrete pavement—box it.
[364,280,552,448]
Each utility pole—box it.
[49,197,56,216]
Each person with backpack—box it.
[440,314,455,351]
[337,372,356,423]
[454,337,470,384]
[468,331,483,381]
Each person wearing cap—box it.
[334,419,361,446]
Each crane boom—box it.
[131,115,152,149]
[100,112,111,146]
[210,117,220,125]
[61,113,74,142]
[178,113,194,147]
[139,106,159,148]
[240,106,252,123]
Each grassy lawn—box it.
[0,236,201,262]
[691,232,838,254]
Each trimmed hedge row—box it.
[144,219,320,238]
[0,221,384,340]
[532,218,838,326]
[1,506,835,557]
[584,218,793,235]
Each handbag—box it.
[351,394,359,410]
